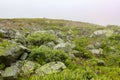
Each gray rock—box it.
[90,49,103,55]
[54,43,66,49]
[20,53,28,60]
[90,29,113,37]
[56,32,65,38]
[94,42,101,48]
[0,30,6,33]
[15,31,22,39]
[97,60,105,66]
[86,44,95,49]
[56,38,64,43]
[1,65,20,78]
[72,50,81,57]
[35,62,66,76]
[46,42,55,48]
[21,60,40,76]
[54,42,75,52]
[0,44,29,66]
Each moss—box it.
[0,40,17,56]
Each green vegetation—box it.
[0,18,120,80]
[29,46,69,65]
[26,32,57,46]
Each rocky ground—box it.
[0,18,120,80]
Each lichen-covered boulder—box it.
[35,62,66,76]
[21,60,40,77]
[46,41,55,48]
[97,60,105,66]
[54,43,66,49]
[0,40,29,66]
[54,42,75,52]
[56,38,64,43]
[1,65,20,78]
[90,29,113,37]
[90,49,103,55]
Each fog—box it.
[0,0,120,25]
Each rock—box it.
[21,60,40,76]
[87,42,101,50]
[90,49,103,55]
[56,32,65,39]
[94,42,101,48]
[5,29,16,39]
[0,29,6,38]
[86,44,95,49]
[54,42,75,52]
[54,43,66,49]
[97,60,105,66]
[56,38,64,43]
[46,42,55,48]
[35,62,66,76]
[0,42,29,66]
[1,65,20,78]
[69,54,76,60]
[20,53,28,60]
[90,29,113,37]
[34,30,55,34]
[15,31,22,39]
[48,30,55,34]
[0,30,6,33]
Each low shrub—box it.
[29,46,69,65]
[75,37,92,58]
[26,32,57,46]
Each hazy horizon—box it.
[0,0,120,26]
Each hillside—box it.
[0,18,120,80]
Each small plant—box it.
[0,63,5,69]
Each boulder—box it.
[1,65,20,78]
[97,60,105,66]
[0,29,6,38]
[35,62,66,76]
[21,60,40,76]
[0,42,29,66]
[54,43,66,49]
[54,42,75,52]
[46,41,55,48]
[90,29,113,37]
[56,32,65,39]
[90,49,103,55]
[56,38,64,43]
[20,53,28,60]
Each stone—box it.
[54,42,75,52]
[35,62,66,76]
[15,31,22,39]
[90,29,113,37]
[20,53,28,60]
[56,38,64,43]
[90,49,103,55]
[21,60,40,76]
[54,43,66,49]
[0,42,29,66]
[97,60,105,66]
[86,44,95,49]
[56,32,65,38]
[1,65,20,78]
[46,42,55,48]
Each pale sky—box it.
[0,0,120,26]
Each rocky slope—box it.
[0,18,120,80]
